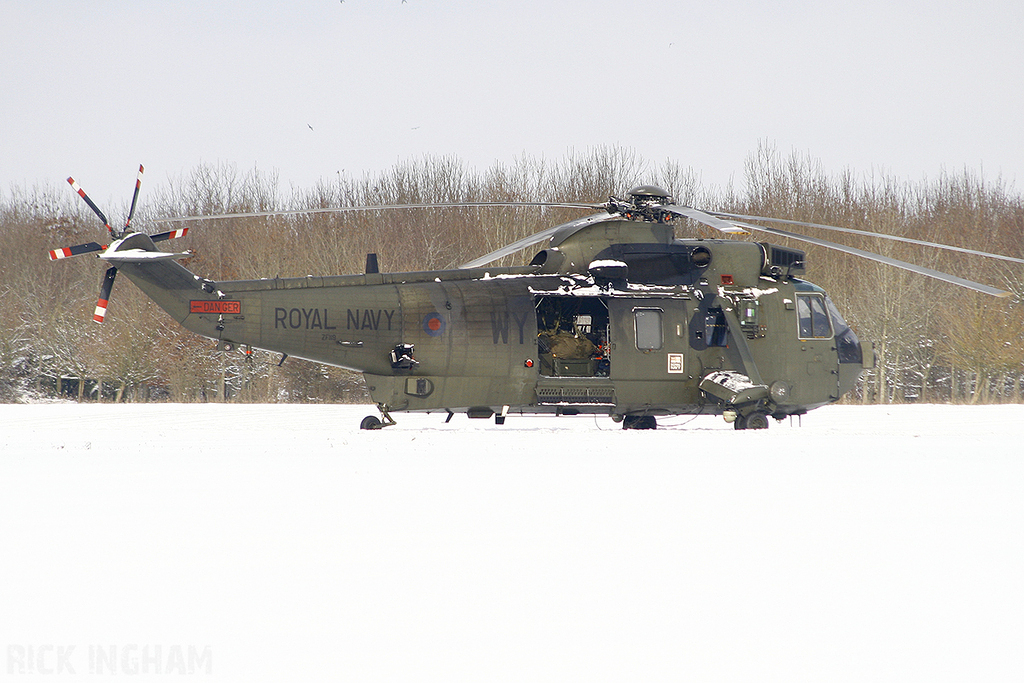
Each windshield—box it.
[825,297,862,364]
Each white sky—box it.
[3,0,1023,208]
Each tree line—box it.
[2,145,1022,404]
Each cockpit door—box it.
[790,292,840,404]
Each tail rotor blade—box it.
[151,227,189,242]
[48,241,107,261]
[93,266,118,324]
[125,164,144,232]
[67,176,114,237]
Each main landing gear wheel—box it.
[734,410,770,430]
[622,415,657,430]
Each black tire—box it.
[623,415,657,430]
[734,411,770,430]
[360,415,382,430]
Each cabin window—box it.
[796,294,832,339]
[634,308,663,350]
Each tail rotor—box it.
[48,164,190,323]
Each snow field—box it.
[1,404,1022,681]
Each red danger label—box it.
[190,300,241,315]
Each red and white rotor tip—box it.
[93,298,110,324]
[92,267,118,324]
[67,176,114,236]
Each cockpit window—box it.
[796,294,832,339]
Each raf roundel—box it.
[422,312,446,337]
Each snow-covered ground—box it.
[2,403,1022,681]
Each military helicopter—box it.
[48,167,1019,430]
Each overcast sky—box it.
[2,0,1022,208]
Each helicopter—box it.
[47,166,1019,430]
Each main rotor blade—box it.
[153,201,602,224]
[93,266,117,323]
[708,210,1024,265]
[459,212,610,269]
[661,205,749,234]
[729,219,1013,298]
[67,177,114,236]
[124,164,144,232]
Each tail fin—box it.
[101,232,203,325]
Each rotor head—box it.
[626,185,672,206]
